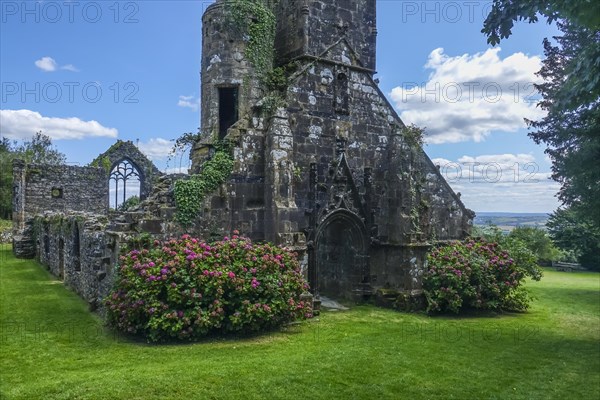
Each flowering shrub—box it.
[105,233,312,342]
[423,238,542,314]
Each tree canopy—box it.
[547,206,600,270]
[482,0,600,46]
[483,1,600,229]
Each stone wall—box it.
[186,0,474,304]
[279,57,472,298]
[193,0,264,172]
[32,213,118,310]
[12,160,108,258]
[90,140,162,201]
[275,0,377,71]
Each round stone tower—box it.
[194,0,263,171]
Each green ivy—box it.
[402,124,425,148]
[226,0,276,81]
[90,155,112,173]
[174,149,234,226]
[224,0,291,116]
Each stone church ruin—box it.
[12,0,473,311]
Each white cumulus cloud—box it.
[431,153,560,213]
[35,56,58,72]
[390,47,545,144]
[61,64,80,72]
[34,56,79,72]
[137,138,174,160]
[0,109,118,140]
[164,166,190,175]
[177,95,200,111]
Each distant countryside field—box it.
[474,212,550,233]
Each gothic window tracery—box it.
[109,159,141,209]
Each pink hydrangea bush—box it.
[423,238,541,314]
[105,233,312,342]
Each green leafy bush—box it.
[473,224,544,278]
[117,196,140,212]
[423,238,542,314]
[508,226,562,264]
[105,233,312,342]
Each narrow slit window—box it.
[73,223,81,272]
[58,238,65,280]
[334,72,349,114]
[44,235,50,256]
[218,87,239,139]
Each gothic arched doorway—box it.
[315,210,369,300]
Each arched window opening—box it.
[109,159,141,210]
[218,87,239,139]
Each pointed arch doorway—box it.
[314,210,369,300]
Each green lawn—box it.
[1,244,599,399]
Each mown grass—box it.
[1,244,598,399]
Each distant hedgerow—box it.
[105,233,312,342]
[423,238,542,314]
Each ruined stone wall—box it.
[90,140,162,201]
[32,213,118,311]
[13,160,107,217]
[187,120,269,242]
[197,1,263,152]
[12,160,108,258]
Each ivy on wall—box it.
[224,0,291,115]
[400,124,427,237]
[90,156,112,173]
[174,147,234,226]
[226,0,276,80]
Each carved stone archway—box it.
[90,140,162,204]
[314,210,369,300]
[109,158,142,208]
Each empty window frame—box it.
[218,87,239,139]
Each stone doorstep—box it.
[319,296,350,311]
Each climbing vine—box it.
[224,0,291,116]
[402,124,425,148]
[174,143,234,226]
[399,124,427,237]
[90,156,112,173]
[226,0,276,81]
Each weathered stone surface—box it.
[90,140,163,201]
[11,144,168,313]
[31,213,116,309]
[12,160,108,258]
[11,0,475,313]
[190,0,474,305]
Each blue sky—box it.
[0,0,562,213]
